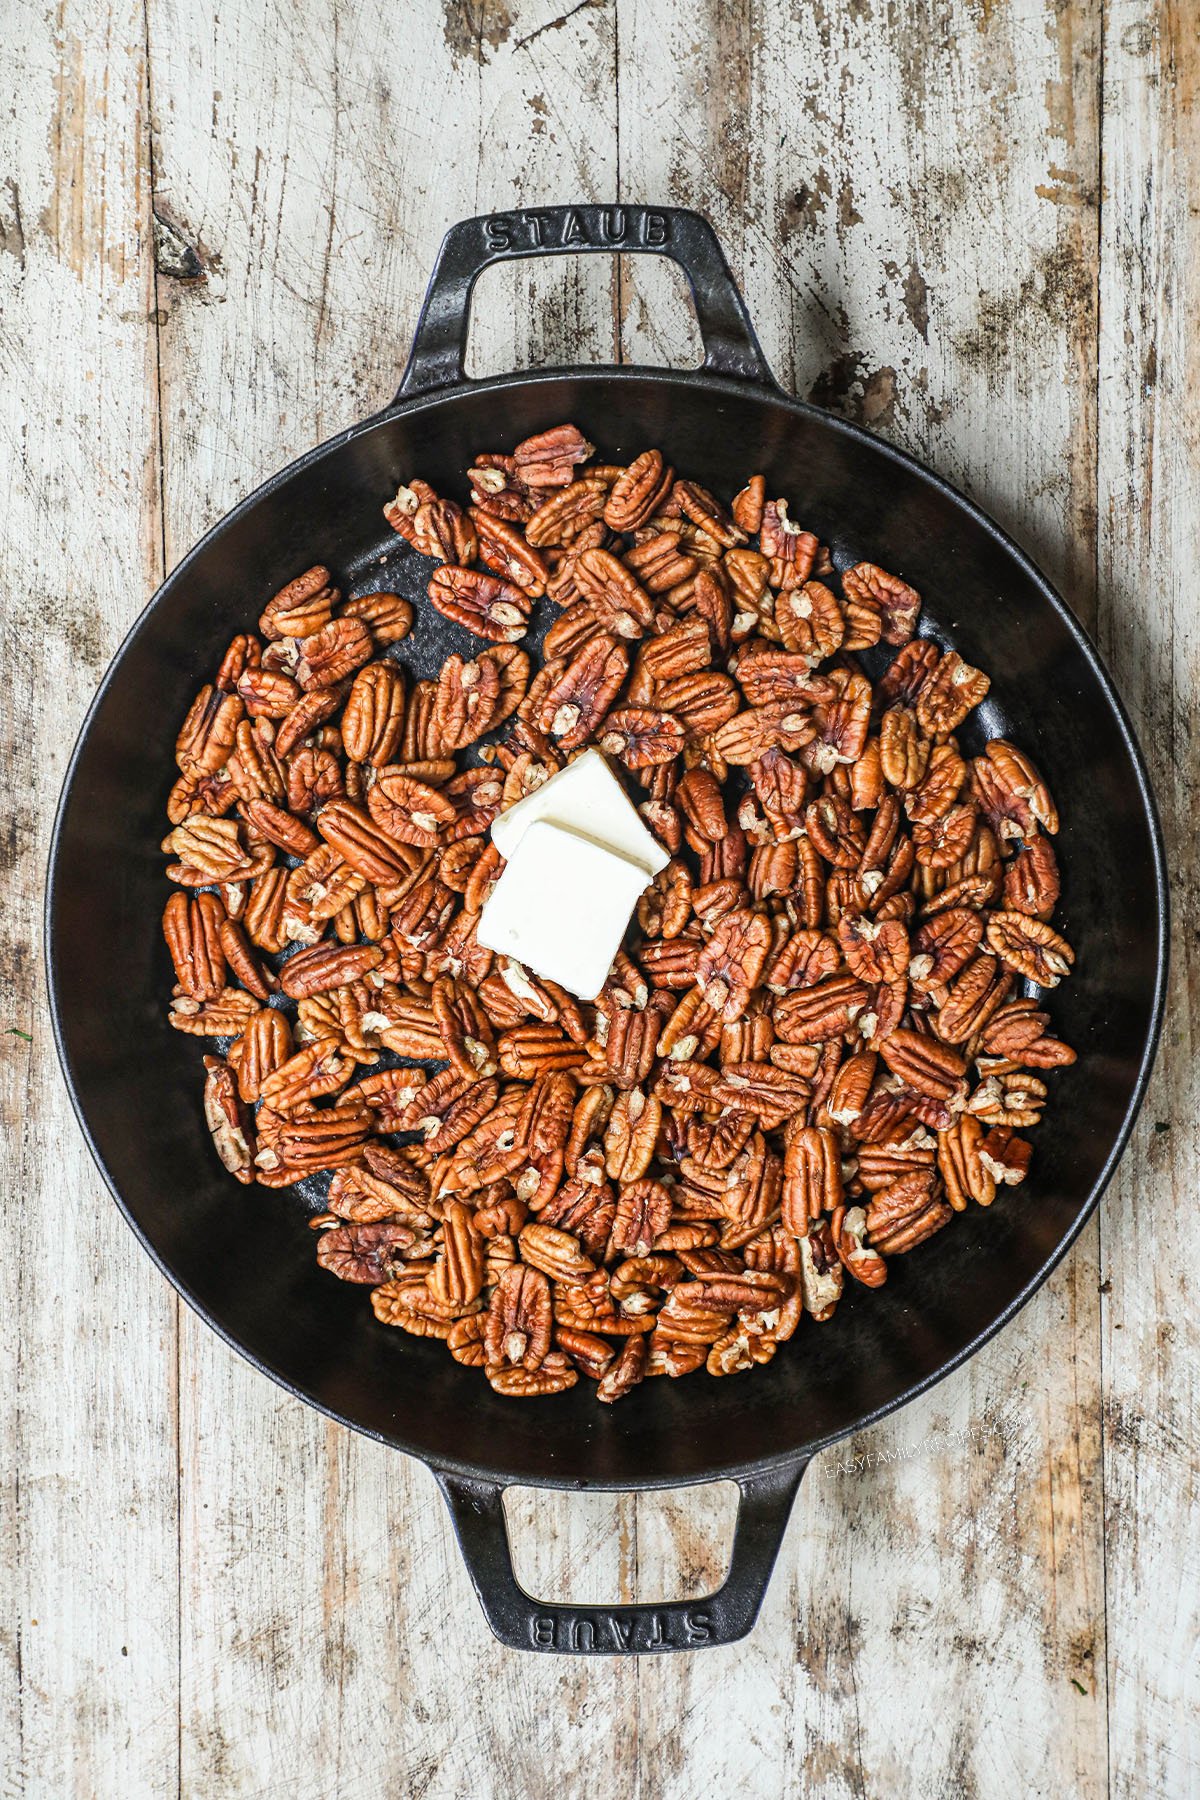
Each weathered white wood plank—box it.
[1097,6,1200,1796]
[619,3,1108,1795]
[464,0,620,380]
[0,5,180,1798]
[146,3,487,1791]
[147,3,643,1795]
[12,0,1199,1793]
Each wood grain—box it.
[0,5,181,1798]
[3,0,1197,1794]
[147,3,645,1795]
[148,6,489,1792]
[620,4,1108,1792]
[1097,4,1200,1795]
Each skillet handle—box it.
[394,204,777,399]
[434,1458,808,1654]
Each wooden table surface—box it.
[4,2,1197,1795]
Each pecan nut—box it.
[202,1055,254,1182]
[782,1126,842,1231]
[575,547,656,639]
[163,891,226,1000]
[695,908,772,1021]
[609,1179,673,1257]
[428,566,530,643]
[485,1263,553,1371]
[278,942,384,1000]
[604,451,675,531]
[295,618,374,691]
[341,662,407,765]
[536,635,629,750]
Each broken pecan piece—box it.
[201,1055,254,1182]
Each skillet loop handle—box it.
[435,1457,807,1655]
[395,204,777,399]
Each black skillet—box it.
[46,205,1167,1653]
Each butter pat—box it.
[478,819,652,1001]
[491,748,669,877]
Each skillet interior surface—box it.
[47,369,1166,1489]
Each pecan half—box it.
[386,480,478,563]
[609,1179,673,1257]
[319,800,422,882]
[985,911,1074,986]
[599,707,686,769]
[604,450,674,531]
[341,662,406,765]
[295,618,374,691]
[176,685,244,776]
[866,1170,952,1253]
[526,477,610,547]
[760,499,819,588]
[428,566,530,643]
[774,974,870,1044]
[513,423,594,489]
[916,651,990,735]
[471,510,550,596]
[782,1125,842,1230]
[973,740,1059,838]
[604,1088,663,1183]
[432,653,502,752]
[342,591,414,645]
[575,547,656,639]
[596,1333,649,1403]
[260,566,336,641]
[536,635,629,750]
[696,908,772,1021]
[279,942,384,1000]
[878,1028,968,1105]
[485,1264,553,1371]
[163,891,226,1000]
[840,562,920,645]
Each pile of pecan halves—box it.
[163,422,1076,1402]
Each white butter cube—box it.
[490,748,669,877]
[477,819,652,1001]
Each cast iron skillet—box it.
[47,205,1167,1654]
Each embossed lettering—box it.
[570,1619,595,1651]
[643,210,669,246]
[485,216,513,251]
[685,1609,713,1643]
[644,1611,664,1648]
[562,208,587,245]
[525,210,551,246]
[608,1616,634,1649]
[600,207,627,243]
[531,1616,555,1647]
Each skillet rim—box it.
[44,363,1170,1490]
